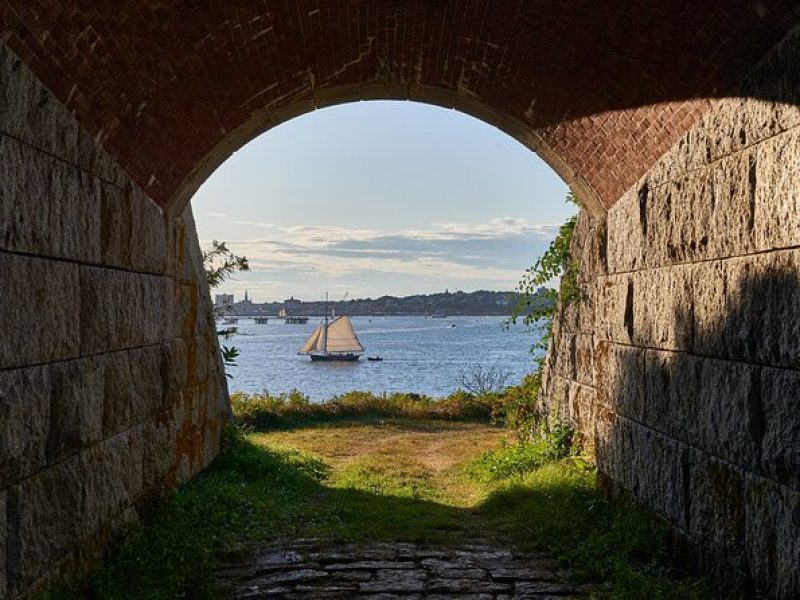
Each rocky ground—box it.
[216,538,586,599]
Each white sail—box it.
[325,316,364,353]
[299,324,324,354]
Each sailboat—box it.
[298,296,364,361]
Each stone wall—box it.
[0,42,229,598]
[541,29,800,599]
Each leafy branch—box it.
[203,240,249,288]
[502,192,582,439]
[203,241,250,377]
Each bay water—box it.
[226,315,540,401]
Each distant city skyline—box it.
[192,101,575,302]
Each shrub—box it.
[467,421,575,481]
[230,388,497,429]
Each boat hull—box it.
[308,353,361,362]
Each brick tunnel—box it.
[1,2,799,597]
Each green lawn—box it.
[45,418,706,599]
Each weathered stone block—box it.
[573,333,594,386]
[646,151,757,270]
[642,176,696,268]
[754,129,800,253]
[567,383,596,443]
[15,457,82,592]
[692,251,800,367]
[633,264,693,351]
[705,149,758,259]
[142,415,178,490]
[760,368,800,489]
[644,122,709,188]
[0,366,50,488]
[744,476,800,599]
[46,357,104,463]
[0,254,80,369]
[596,415,688,529]
[173,282,204,340]
[688,451,748,588]
[644,350,762,472]
[606,189,643,274]
[595,274,633,344]
[101,347,165,438]
[595,342,643,420]
[642,350,697,443]
[100,183,167,274]
[571,211,605,281]
[81,428,144,537]
[0,489,7,598]
[0,134,102,263]
[559,282,596,335]
[79,266,168,356]
[552,332,576,383]
[170,206,206,283]
[0,44,125,186]
[691,358,761,472]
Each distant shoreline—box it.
[216,289,553,318]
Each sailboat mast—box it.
[322,292,328,355]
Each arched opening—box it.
[2,3,800,597]
[192,99,575,398]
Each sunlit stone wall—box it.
[541,28,800,599]
[0,42,229,598]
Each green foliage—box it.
[48,427,324,599]
[230,388,498,429]
[498,192,582,440]
[480,462,707,599]
[46,420,705,600]
[467,421,576,481]
[512,193,580,323]
[510,192,581,360]
[489,372,543,440]
[203,240,249,289]
[202,240,249,374]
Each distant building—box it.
[283,296,302,309]
[234,289,256,314]
[214,293,234,309]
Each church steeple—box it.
[244,289,249,302]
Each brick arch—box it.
[2,1,799,215]
[172,89,607,216]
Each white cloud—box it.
[203,217,555,300]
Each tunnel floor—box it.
[215,537,586,599]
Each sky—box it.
[192,100,576,303]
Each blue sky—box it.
[192,101,575,302]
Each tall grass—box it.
[230,388,501,428]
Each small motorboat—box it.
[367,356,384,362]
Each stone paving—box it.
[215,538,588,599]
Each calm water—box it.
[226,316,539,400]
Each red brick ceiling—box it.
[1,1,798,212]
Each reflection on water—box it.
[227,316,540,401]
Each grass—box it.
[229,388,503,429]
[478,460,707,599]
[44,408,707,600]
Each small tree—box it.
[203,240,250,375]
[457,365,511,396]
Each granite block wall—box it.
[541,29,800,598]
[0,42,229,598]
